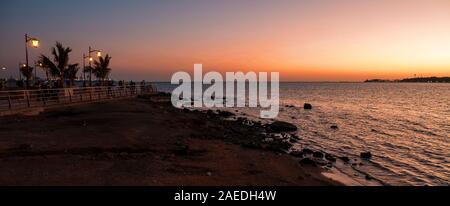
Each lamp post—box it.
[24,34,39,69]
[88,46,102,86]
[24,34,39,89]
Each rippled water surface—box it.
[156,82,450,186]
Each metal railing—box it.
[0,85,157,112]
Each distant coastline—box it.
[365,77,450,83]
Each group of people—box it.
[0,79,150,90]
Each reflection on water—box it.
[156,82,450,186]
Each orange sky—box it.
[1,0,450,81]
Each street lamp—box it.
[87,46,102,86]
[24,34,40,70]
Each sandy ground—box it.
[0,95,340,186]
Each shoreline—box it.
[0,93,341,186]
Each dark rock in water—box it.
[360,152,373,159]
[299,158,317,166]
[313,151,324,158]
[339,156,351,162]
[325,154,337,162]
[304,103,313,110]
[302,148,314,154]
[290,150,304,157]
[268,121,298,133]
[330,125,339,129]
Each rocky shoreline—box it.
[147,93,382,185]
[0,93,342,186]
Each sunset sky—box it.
[1,0,450,81]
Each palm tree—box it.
[39,42,73,88]
[93,55,112,86]
[20,65,34,89]
[64,64,79,87]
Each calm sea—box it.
[155,82,450,186]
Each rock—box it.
[360,152,373,159]
[268,140,292,152]
[339,156,351,163]
[325,154,337,162]
[268,121,298,133]
[313,151,324,158]
[302,148,314,154]
[289,138,299,143]
[365,175,373,180]
[330,125,339,129]
[263,138,274,143]
[314,159,329,166]
[299,158,316,166]
[326,163,333,168]
[290,150,304,157]
[304,103,313,110]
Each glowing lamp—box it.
[89,57,94,62]
[96,51,102,57]
[31,39,39,48]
